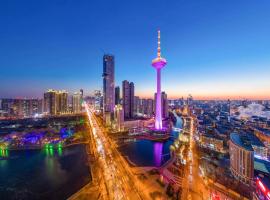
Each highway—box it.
[182,117,210,200]
[84,102,145,200]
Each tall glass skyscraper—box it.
[103,55,115,124]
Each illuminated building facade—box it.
[114,104,124,132]
[0,98,43,117]
[94,90,102,112]
[44,89,68,115]
[151,30,167,130]
[103,54,115,125]
[57,90,68,114]
[229,132,254,184]
[72,92,81,114]
[254,176,270,200]
[122,80,135,119]
[44,89,58,115]
[199,134,225,153]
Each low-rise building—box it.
[199,134,225,153]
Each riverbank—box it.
[2,140,89,152]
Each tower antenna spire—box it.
[157,30,161,58]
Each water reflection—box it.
[0,145,91,200]
[0,149,9,158]
[154,142,163,166]
[119,112,183,167]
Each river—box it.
[0,144,91,200]
[119,112,183,167]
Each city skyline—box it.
[1,0,270,100]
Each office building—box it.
[103,54,115,125]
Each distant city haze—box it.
[1,0,270,99]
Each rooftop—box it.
[230,132,253,151]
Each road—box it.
[182,117,210,200]
[84,103,146,200]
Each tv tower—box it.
[152,30,167,130]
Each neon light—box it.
[258,180,266,192]
[267,192,270,198]
[49,148,54,156]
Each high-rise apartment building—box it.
[147,99,154,117]
[57,90,68,114]
[44,89,68,115]
[72,92,81,114]
[114,104,124,132]
[122,80,135,119]
[44,89,58,115]
[134,96,140,114]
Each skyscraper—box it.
[122,80,130,119]
[44,89,58,115]
[103,54,115,124]
[134,96,140,114]
[122,80,135,119]
[44,90,68,115]
[114,104,124,132]
[80,89,84,105]
[152,30,167,130]
[72,92,81,113]
[161,91,168,118]
[115,86,120,105]
[130,82,134,118]
[57,90,68,114]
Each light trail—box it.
[84,102,143,200]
